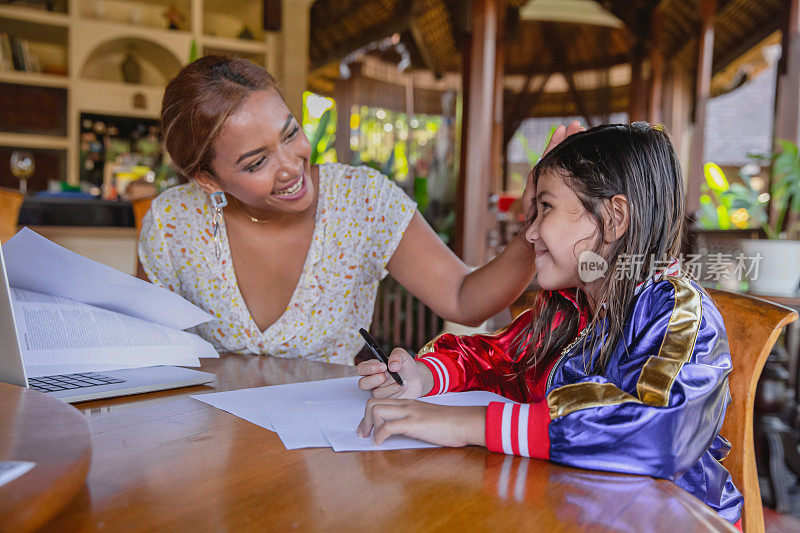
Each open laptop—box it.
[0,245,215,403]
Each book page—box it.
[3,228,214,330]
[11,288,218,377]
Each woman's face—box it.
[206,89,314,215]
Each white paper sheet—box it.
[193,389,276,431]
[258,380,371,449]
[0,461,35,487]
[194,377,514,452]
[307,390,511,452]
[191,376,363,436]
[306,400,439,451]
[3,228,214,330]
[11,288,216,377]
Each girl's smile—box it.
[526,170,600,292]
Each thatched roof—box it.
[310,0,630,77]
[308,0,786,118]
[653,0,784,75]
[505,20,631,75]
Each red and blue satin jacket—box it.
[416,275,743,525]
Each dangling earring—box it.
[210,191,228,260]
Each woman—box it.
[138,55,579,365]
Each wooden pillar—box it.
[648,11,666,125]
[405,71,416,193]
[491,7,506,195]
[280,0,315,116]
[774,0,800,145]
[663,64,693,180]
[456,0,501,266]
[687,0,716,216]
[628,41,648,122]
[334,63,360,166]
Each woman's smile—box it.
[272,170,307,199]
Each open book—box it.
[3,228,219,378]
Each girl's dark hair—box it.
[517,122,685,380]
[160,55,280,182]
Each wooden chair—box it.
[131,195,156,236]
[709,288,797,533]
[510,288,540,319]
[370,276,443,354]
[131,195,156,279]
[510,288,798,532]
[0,187,24,244]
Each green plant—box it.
[189,40,198,63]
[509,125,558,192]
[762,140,800,239]
[699,141,800,238]
[309,107,333,164]
[698,162,761,230]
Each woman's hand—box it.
[356,348,432,399]
[521,121,585,216]
[357,399,487,447]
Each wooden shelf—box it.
[0,0,297,185]
[76,0,191,33]
[0,132,69,150]
[77,18,192,45]
[0,70,69,88]
[0,5,70,27]
[201,35,266,54]
[74,79,165,119]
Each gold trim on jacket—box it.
[547,276,702,419]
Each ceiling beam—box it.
[503,73,551,146]
[503,53,630,76]
[543,23,598,127]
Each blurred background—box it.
[2,1,800,526]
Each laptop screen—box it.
[0,244,28,387]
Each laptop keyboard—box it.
[28,372,125,393]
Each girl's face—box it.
[525,169,602,291]
[204,89,314,215]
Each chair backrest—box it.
[511,287,797,532]
[510,288,540,320]
[708,289,797,533]
[131,195,155,236]
[131,195,156,278]
[0,188,24,244]
[371,276,442,354]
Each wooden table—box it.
[36,354,735,532]
[0,382,92,532]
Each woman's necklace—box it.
[233,197,271,224]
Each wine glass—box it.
[10,150,34,194]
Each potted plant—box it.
[727,140,800,295]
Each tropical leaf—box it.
[309,108,332,164]
[704,162,729,192]
[381,144,396,177]
[189,40,198,63]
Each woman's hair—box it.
[160,55,280,182]
[517,122,685,380]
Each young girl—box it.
[356,123,743,526]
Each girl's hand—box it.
[357,399,487,447]
[356,348,432,399]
